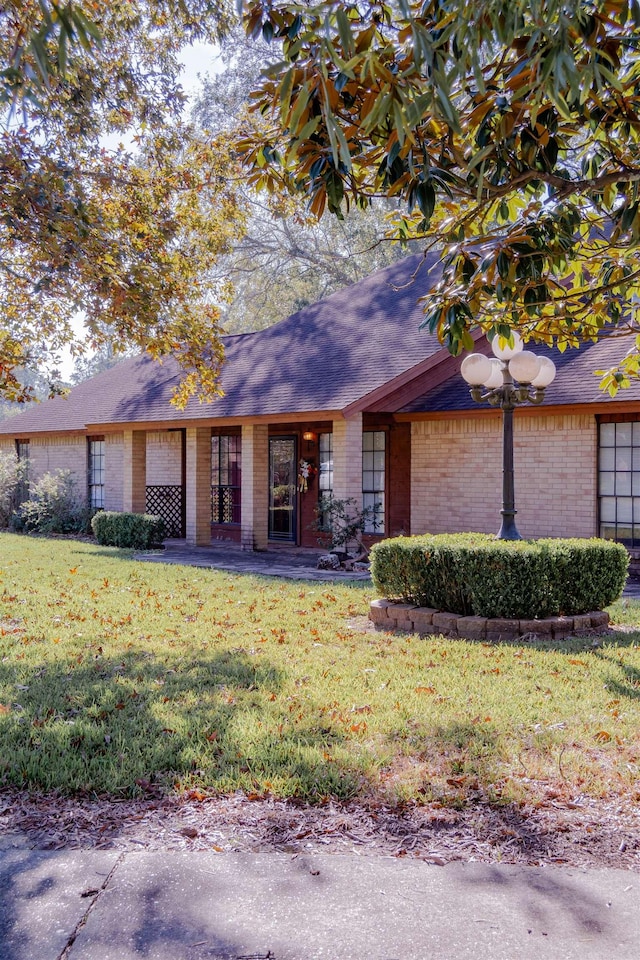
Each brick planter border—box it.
[369,599,610,641]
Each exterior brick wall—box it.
[185,427,211,546]
[28,436,87,499]
[241,423,268,550]
[122,431,147,514]
[105,434,124,512]
[146,430,183,485]
[411,413,597,539]
[333,414,363,503]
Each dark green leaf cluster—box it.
[370,533,629,619]
[91,511,166,549]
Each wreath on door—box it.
[298,458,317,493]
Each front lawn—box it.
[1,533,639,808]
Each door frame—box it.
[268,435,298,543]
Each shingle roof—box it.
[0,253,442,435]
[401,335,640,414]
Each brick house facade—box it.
[2,254,640,549]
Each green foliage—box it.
[239,0,640,390]
[1,1,243,407]
[14,469,87,535]
[91,511,166,549]
[313,496,378,554]
[370,534,629,618]
[192,24,411,335]
[0,451,28,528]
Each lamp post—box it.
[461,333,557,540]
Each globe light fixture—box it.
[461,334,557,539]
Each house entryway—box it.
[269,436,297,542]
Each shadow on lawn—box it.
[0,649,363,800]
[592,649,640,702]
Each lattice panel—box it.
[211,486,240,524]
[146,485,184,538]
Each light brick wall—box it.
[105,434,124,512]
[411,413,597,539]
[122,431,147,514]
[241,423,268,550]
[27,436,87,486]
[333,414,363,504]
[146,431,183,485]
[185,427,211,545]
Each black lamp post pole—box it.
[463,342,554,541]
[497,372,521,540]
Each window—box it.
[317,432,333,529]
[211,434,241,524]
[362,430,385,534]
[598,421,640,546]
[88,437,105,509]
[15,439,29,505]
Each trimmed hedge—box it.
[370,533,629,619]
[91,511,166,550]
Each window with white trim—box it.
[362,430,385,534]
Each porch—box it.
[134,539,371,582]
[113,414,410,552]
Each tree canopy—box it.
[5,1,640,404]
[193,25,410,332]
[1,1,242,406]
[238,0,640,392]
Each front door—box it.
[269,436,297,542]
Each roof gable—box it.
[1,253,442,434]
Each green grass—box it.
[1,532,639,808]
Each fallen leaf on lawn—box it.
[594,730,612,742]
[415,686,436,695]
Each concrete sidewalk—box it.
[1,848,638,960]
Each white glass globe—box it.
[530,355,557,388]
[461,353,492,386]
[491,330,523,360]
[508,351,541,384]
[485,358,504,389]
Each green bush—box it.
[91,511,166,549]
[370,533,629,619]
[14,469,88,535]
[0,451,28,528]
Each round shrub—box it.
[370,534,629,619]
[91,511,166,549]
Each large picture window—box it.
[211,434,241,524]
[88,437,105,510]
[598,421,640,546]
[362,430,385,534]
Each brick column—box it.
[122,430,147,514]
[185,427,211,545]
[241,423,269,551]
[332,413,363,504]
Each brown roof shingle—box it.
[400,335,640,414]
[0,253,441,434]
